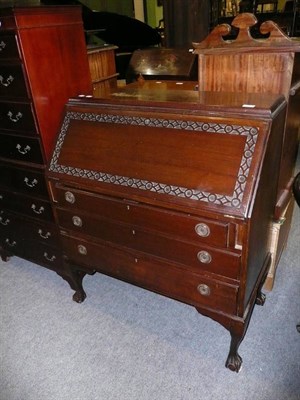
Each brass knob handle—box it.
[197,250,212,264]
[195,223,210,237]
[197,284,211,296]
[72,216,82,227]
[65,191,75,204]
[78,244,87,255]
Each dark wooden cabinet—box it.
[47,86,287,371]
[0,5,92,273]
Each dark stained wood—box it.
[0,5,92,273]
[162,0,210,48]
[87,45,118,98]
[47,86,287,372]
[126,48,197,82]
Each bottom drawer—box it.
[0,235,63,271]
[0,209,59,246]
[62,234,239,315]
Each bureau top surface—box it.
[47,88,286,219]
[89,81,285,117]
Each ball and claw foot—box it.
[225,353,243,372]
[256,291,266,306]
[72,289,86,303]
[0,251,11,262]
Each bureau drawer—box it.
[0,163,48,197]
[0,34,20,60]
[57,208,240,279]
[55,186,229,248]
[0,209,59,246]
[62,234,238,315]
[0,64,29,98]
[0,188,54,221]
[0,101,37,133]
[0,133,43,164]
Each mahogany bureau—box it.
[47,86,287,372]
[0,5,92,275]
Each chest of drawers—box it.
[47,87,287,371]
[0,6,92,274]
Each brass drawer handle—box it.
[43,252,56,262]
[195,223,210,237]
[197,284,211,296]
[7,111,23,123]
[72,216,82,227]
[0,40,6,52]
[78,244,87,255]
[65,191,75,204]
[16,144,31,155]
[38,229,51,239]
[197,250,212,264]
[5,238,16,247]
[0,74,14,87]
[31,204,45,214]
[24,177,38,188]
[0,216,10,225]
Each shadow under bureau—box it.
[47,86,287,372]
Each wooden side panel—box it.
[17,7,92,160]
[199,53,294,98]
[242,106,287,310]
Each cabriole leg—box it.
[225,333,243,372]
[0,247,12,262]
[58,268,87,303]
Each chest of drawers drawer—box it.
[0,64,28,98]
[61,233,239,315]
[0,34,20,60]
[0,16,16,31]
[55,186,230,248]
[0,133,43,164]
[0,101,37,133]
[0,163,48,197]
[0,232,62,270]
[0,209,59,246]
[0,188,53,221]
